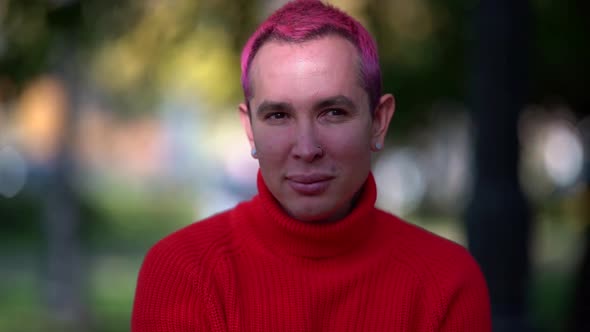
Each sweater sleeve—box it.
[131,240,213,332]
[437,252,492,332]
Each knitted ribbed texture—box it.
[132,173,491,331]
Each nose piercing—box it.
[316,145,324,155]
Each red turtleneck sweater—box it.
[132,174,491,331]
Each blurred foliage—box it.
[0,0,258,114]
[0,186,194,252]
[530,0,590,110]
[0,192,42,243]
[1,0,588,120]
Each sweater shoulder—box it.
[141,207,239,275]
[375,209,485,283]
[132,207,244,330]
[375,209,490,327]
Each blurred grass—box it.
[0,251,141,332]
[531,267,575,332]
[0,270,44,332]
[0,184,196,332]
[88,254,140,332]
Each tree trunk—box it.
[465,1,532,331]
[42,2,88,330]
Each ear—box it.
[239,102,255,150]
[371,94,395,151]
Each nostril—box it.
[292,142,325,162]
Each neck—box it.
[239,171,378,259]
[295,189,363,224]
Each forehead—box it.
[248,36,365,104]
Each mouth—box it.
[286,174,334,195]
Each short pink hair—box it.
[240,0,382,111]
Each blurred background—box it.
[0,0,588,331]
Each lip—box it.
[286,174,334,195]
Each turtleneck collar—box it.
[239,171,378,259]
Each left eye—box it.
[325,108,345,116]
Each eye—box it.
[266,112,288,120]
[322,108,348,119]
[326,108,346,116]
[263,111,291,124]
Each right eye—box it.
[266,112,288,120]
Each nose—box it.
[291,123,324,162]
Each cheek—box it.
[322,125,372,158]
[253,128,292,160]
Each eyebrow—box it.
[255,95,357,116]
[314,95,357,111]
[255,101,294,117]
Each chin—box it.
[287,204,344,224]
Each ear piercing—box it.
[251,147,258,158]
[374,142,383,151]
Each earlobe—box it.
[371,94,395,151]
[239,102,256,151]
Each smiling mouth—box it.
[286,174,334,195]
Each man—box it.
[132,1,491,331]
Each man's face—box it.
[240,35,393,223]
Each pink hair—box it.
[240,0,382,111]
